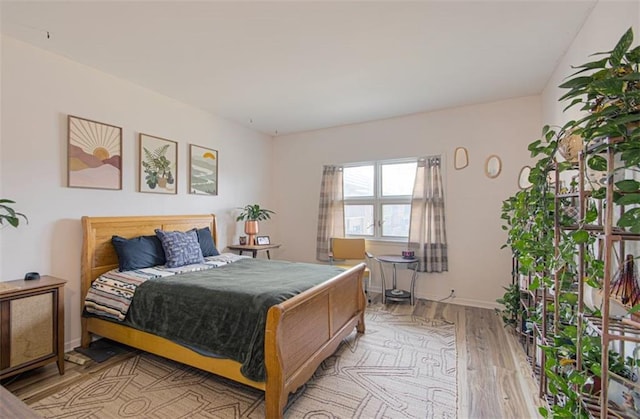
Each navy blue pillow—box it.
[111,235,166,272]
[194,227,220,257]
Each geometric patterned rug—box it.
[31,304,457,418]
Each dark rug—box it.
[74,338,130,363]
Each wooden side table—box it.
[0,276,66,379]
[227,244,281,259]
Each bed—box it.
[80,214,366,418]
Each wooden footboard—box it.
[81,214,366,419]
[265,262,366,417]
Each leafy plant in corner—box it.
[559,27,640,233]
[501,27,640,419]
[0,199,27,228]
[496,283,522,329]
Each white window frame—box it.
[343,158,416,242]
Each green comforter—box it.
[125,258,346,381]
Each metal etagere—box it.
[570,137,640,419]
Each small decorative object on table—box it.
[256,236,270,245]
[239,236,247,245]
[402,250,415,259]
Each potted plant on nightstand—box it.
[236,204,275,245]
[0,199,27,228]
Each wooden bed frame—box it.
[81,214,366,418]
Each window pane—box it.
[382,162,417,196]
[382,204,411,237]
[345,205,374,236]
[344,165,374,197]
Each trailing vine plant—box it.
[500,27,640,418]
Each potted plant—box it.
[236,204,275,245]
[0,199,27,228]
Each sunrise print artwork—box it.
[189,144,218,195]
[68,115,122,190]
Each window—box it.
[343,159,417,240]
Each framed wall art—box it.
[189,144,218,196]
[68,115,122,190]
[256,236,271,245]
[139,133,178,194]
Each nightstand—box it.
[0,276,66,379]
[227,244,281,259]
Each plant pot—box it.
[583,374,602,395]
[245,221,259,245]
[158,177,167,188]
[584,284,629,317]
[557,130,583,163]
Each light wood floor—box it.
[2,296,542,418]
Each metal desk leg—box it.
[392,263,398,289]
[266,250,271,259]
[409,264,419,305]
[378,260,387,303]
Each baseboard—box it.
[65,337,82,353]
[367,286,501,310]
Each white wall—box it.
[272,96,542,308]
[543,1,640,126]
[0,36,274,350]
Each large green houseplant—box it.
[0,199,27,228]
[500,27,640,418]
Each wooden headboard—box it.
[81,214,217,301]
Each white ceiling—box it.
[0,1,598,136]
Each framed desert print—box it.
[189,144,218,196]
[68,115,122,190]
[139,133,178,194]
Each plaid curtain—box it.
[316,165,345,261]
[408,156,448,272]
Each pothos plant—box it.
[495,283,522,329]
[500,27,640,418]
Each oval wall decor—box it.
[517,166,532,189]
[485,154,502,179]
[454,147,469,170]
